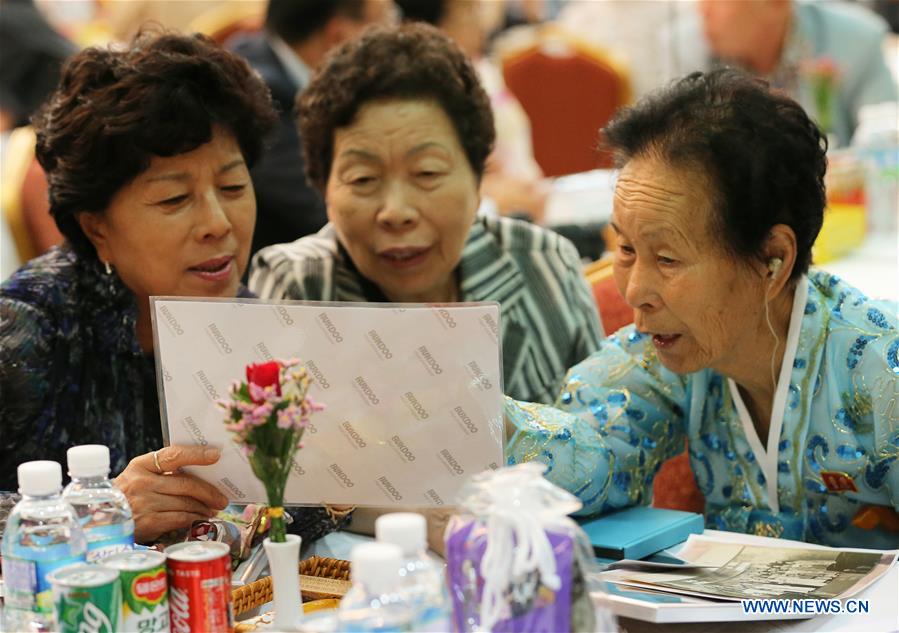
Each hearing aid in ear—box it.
[768,257,783,277]
[765,257,784,389]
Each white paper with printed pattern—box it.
[151,298,504,507]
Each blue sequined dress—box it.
[506,270,899,548]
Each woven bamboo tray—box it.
[232,556,351,618]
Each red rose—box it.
[246,362,281,396]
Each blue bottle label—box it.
[414,605,450,632]
[2,553,86,613]
[84,520,135,562]
[86,534,135,562]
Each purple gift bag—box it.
[443,463,607,632]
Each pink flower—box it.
[249,382,275,404]
[227,418,248,433]
[305,396,325,413]
[277,406,295,429]
[248,402,273,426]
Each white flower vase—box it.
[263,534,304,631]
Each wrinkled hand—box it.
[114,445,229,543]
[423,506,457,558]
[344,506,457,558]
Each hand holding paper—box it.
[152,299,505,507]
[115,445,229,542]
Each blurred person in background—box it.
[102,0,266,44]
[229,0,397,258]
[0,0,72,277]
[557,0,697,100]
[0,31,346,545]
[0,0,75,132]
[672,0,897,146]
[869,0,899,33]
[396,0,550,222]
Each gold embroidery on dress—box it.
[752,520,785,539]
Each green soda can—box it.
[48,563,120,633]
[103,549,170,633]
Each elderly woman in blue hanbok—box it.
[506,69,899,548]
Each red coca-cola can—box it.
[165,541,232,633]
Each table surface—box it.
[819,233,898,301]
[302,528,898,633]
[615,530,899,633]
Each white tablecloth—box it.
[820,234,898,301]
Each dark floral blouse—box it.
[0,246,343,542]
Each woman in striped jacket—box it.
[249,23,604,406]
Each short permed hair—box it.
[33,30,278,257]
[603,69,827,281]
[298,23,495,193]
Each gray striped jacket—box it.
[249,217,604,404]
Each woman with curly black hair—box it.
[0,31,343,544]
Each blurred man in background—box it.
[674,0,897,146]
[230,0,397,256]
[0,0,75,132]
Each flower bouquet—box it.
[218,359,324,630]
[218,359,323,542]
[801,56,840,139]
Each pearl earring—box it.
[104,261,112,275]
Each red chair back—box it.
[584,259,705,513]
[584,258,631,336]
[502,28,631,177]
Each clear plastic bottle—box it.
[338,542,413,632]
[375,512,450,632]
[63,444,134,562]
[852,101,899,234]
[1,461,87,632]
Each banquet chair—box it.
[498,25,632,177]
[583,257,705,514]
[584,256,630,336]
[2,127,40,262]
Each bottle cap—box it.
[350,542,403,595]
[18,461,63,496]
[375,512,426,555]
[67,445,110,478]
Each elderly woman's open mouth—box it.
[188,255,234,281]
[378,245,431,270]
[650,333,682,349]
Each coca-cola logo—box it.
[169,585,191,633]
[133,570,167,604]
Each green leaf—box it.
[236,383,253,403]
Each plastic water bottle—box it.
[63,445,134,562]
[1,461,87,632]
[852,102,899,233]
[338,542,413,632]
[375,512,450,631]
